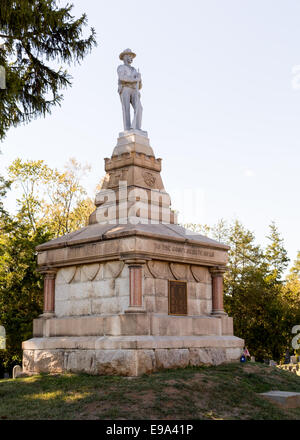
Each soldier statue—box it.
[117,48,143,132]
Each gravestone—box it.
[290,356,298,364]
[260,391,300,409]
[13,365,22,379]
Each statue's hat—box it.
[119,48,136,60]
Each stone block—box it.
[115,277,129,297]
[220,316,234,335]
[69,299,92,316]
[226,347,242,361]
[155,349,189,370]
[189,348,226,366]
[154,279,168,296]
[33,319,43,337]
[119,295,130,313]
[34,349,64,373]
[100,297,120,315]
[188,299,201,315]
[68,282,89,300]
[192,317,221,336]
[196,283,212,300]
[55,283,70,302]
[50,316,105,337]
[144,296,155,312]
[55,299,72,317]
[91,298,103,314]
[200,299,212,315]
[95,349,137,376]
[260,391,300,409]
[187,282,197,298]
[92,279,115,298]
[144,278,155,295]
[189,348,210,366]
[22,350,35,372]
[104,314,148,336]
[65,350,96,374]
[155,297,168,314]
[137,349,156,375]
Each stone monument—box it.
[22,49,244,376]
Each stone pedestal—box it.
[22,131,244,376]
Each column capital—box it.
[126,260,147,266]
[209,266,227,277]
[37,266,58,277]
[120,253,151,264]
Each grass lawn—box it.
[0,362,300,420]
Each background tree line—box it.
[186,222,300,362]
[0,158,95,375]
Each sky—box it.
[0,0,299,269]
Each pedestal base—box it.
[22,335,244,376]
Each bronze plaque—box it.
[168,280,187,315]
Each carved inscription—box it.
[155,243,214,258]
[168,280,187,315]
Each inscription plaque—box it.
[168,280,187,315]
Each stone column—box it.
[124,259,146,313]
[39,268,57,318]
[210,266,227,316]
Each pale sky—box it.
[0,0,299,268]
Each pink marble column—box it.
[129,265,143,307]
[210,266,227,316]
[41,269,57,317]
[123,259,146,313]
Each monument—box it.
[22,49,244,376]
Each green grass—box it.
[0,362,300,420]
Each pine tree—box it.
[286,251,300,282]
[0,0,96,139]
[265,221,290,282]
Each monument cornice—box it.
[36,233,228,269]
[36,225,229,253]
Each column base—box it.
[124,307,146,314]
[39,312,56,319]
[211,310,227,316]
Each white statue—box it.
[117,48,143,132]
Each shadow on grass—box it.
[0,363,299,420]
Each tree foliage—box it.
[0,0,96,139]
[0,158,95,373]
[185,219,298,362]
